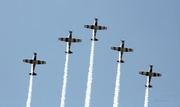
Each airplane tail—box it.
[65,51,73,54]
[29,72,37,76]
[117,60,124,63]
[91,38,98,41]
[145,84,152,88]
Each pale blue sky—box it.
[0,0,180,107]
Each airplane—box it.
[84,18,107,41]
[58,31,82,54]
[23,52,46,76]
[139,65,162,88]
[111,40,133,63]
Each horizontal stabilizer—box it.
[91,38,98,41]
[29,72,37,76]
[65,51,73,54]
[117,60,124,63]
[145,84,152,88]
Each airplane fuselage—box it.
[120,41,125,61]
[32,53,37,74]
[148,65,153,85]
[68,32,72,51]
[92,19,98,39]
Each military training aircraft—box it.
[58,31,82,54]
[23,52,46,76]
[111,40,133,63]
[84,18,107,41]
[139,65,162,88]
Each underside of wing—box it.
[35,60,46,64]
[58,38,69,42]
[23,59,33,64]
[96,26,107,30]
[71,38,82,43]
[152,72,162,77]
[111,47,121,51]
[111,47,133,52]
[84,25,94,29]
[139,71,149,76]
[122,48,134,52]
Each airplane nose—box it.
[34,52,37,55]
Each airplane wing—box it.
[84,25,94,29]
[121,48,133,52]
[23,59,33,64]
[71,38,82,43]
[34,60,46,64]
[139,71,149,76]
[96,25,107,30]
[84,25,107,30]
[23,59,46,64]
[152,72,162,77]
[58,38,69,42]
[111,47,133,52]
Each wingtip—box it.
[23,59,26,62]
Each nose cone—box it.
[34,52,37,55]
[94,18,98,21]
[150,64,153,68]
[121,40,125,43]
[69,30,72,33]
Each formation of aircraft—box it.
[84,18,107,41]
[22,18,162,88]
[23,52,46,76]
[111,40,133,63]
[139,65,162,88]
[58,31,82,54]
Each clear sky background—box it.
[0,0,180,107]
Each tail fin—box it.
[91,38,98,41]
[65,51,73,54]
[145,84,152,88]
[29,72,37,76]
[117,60,124,63]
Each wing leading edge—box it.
[139,71,162,77]
[84,25,107,30]
[111,47,133,52]
[58,38,82,43]
[23,59,46,64]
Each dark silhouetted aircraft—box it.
[23,52,46,76]
[84,18,107,41]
